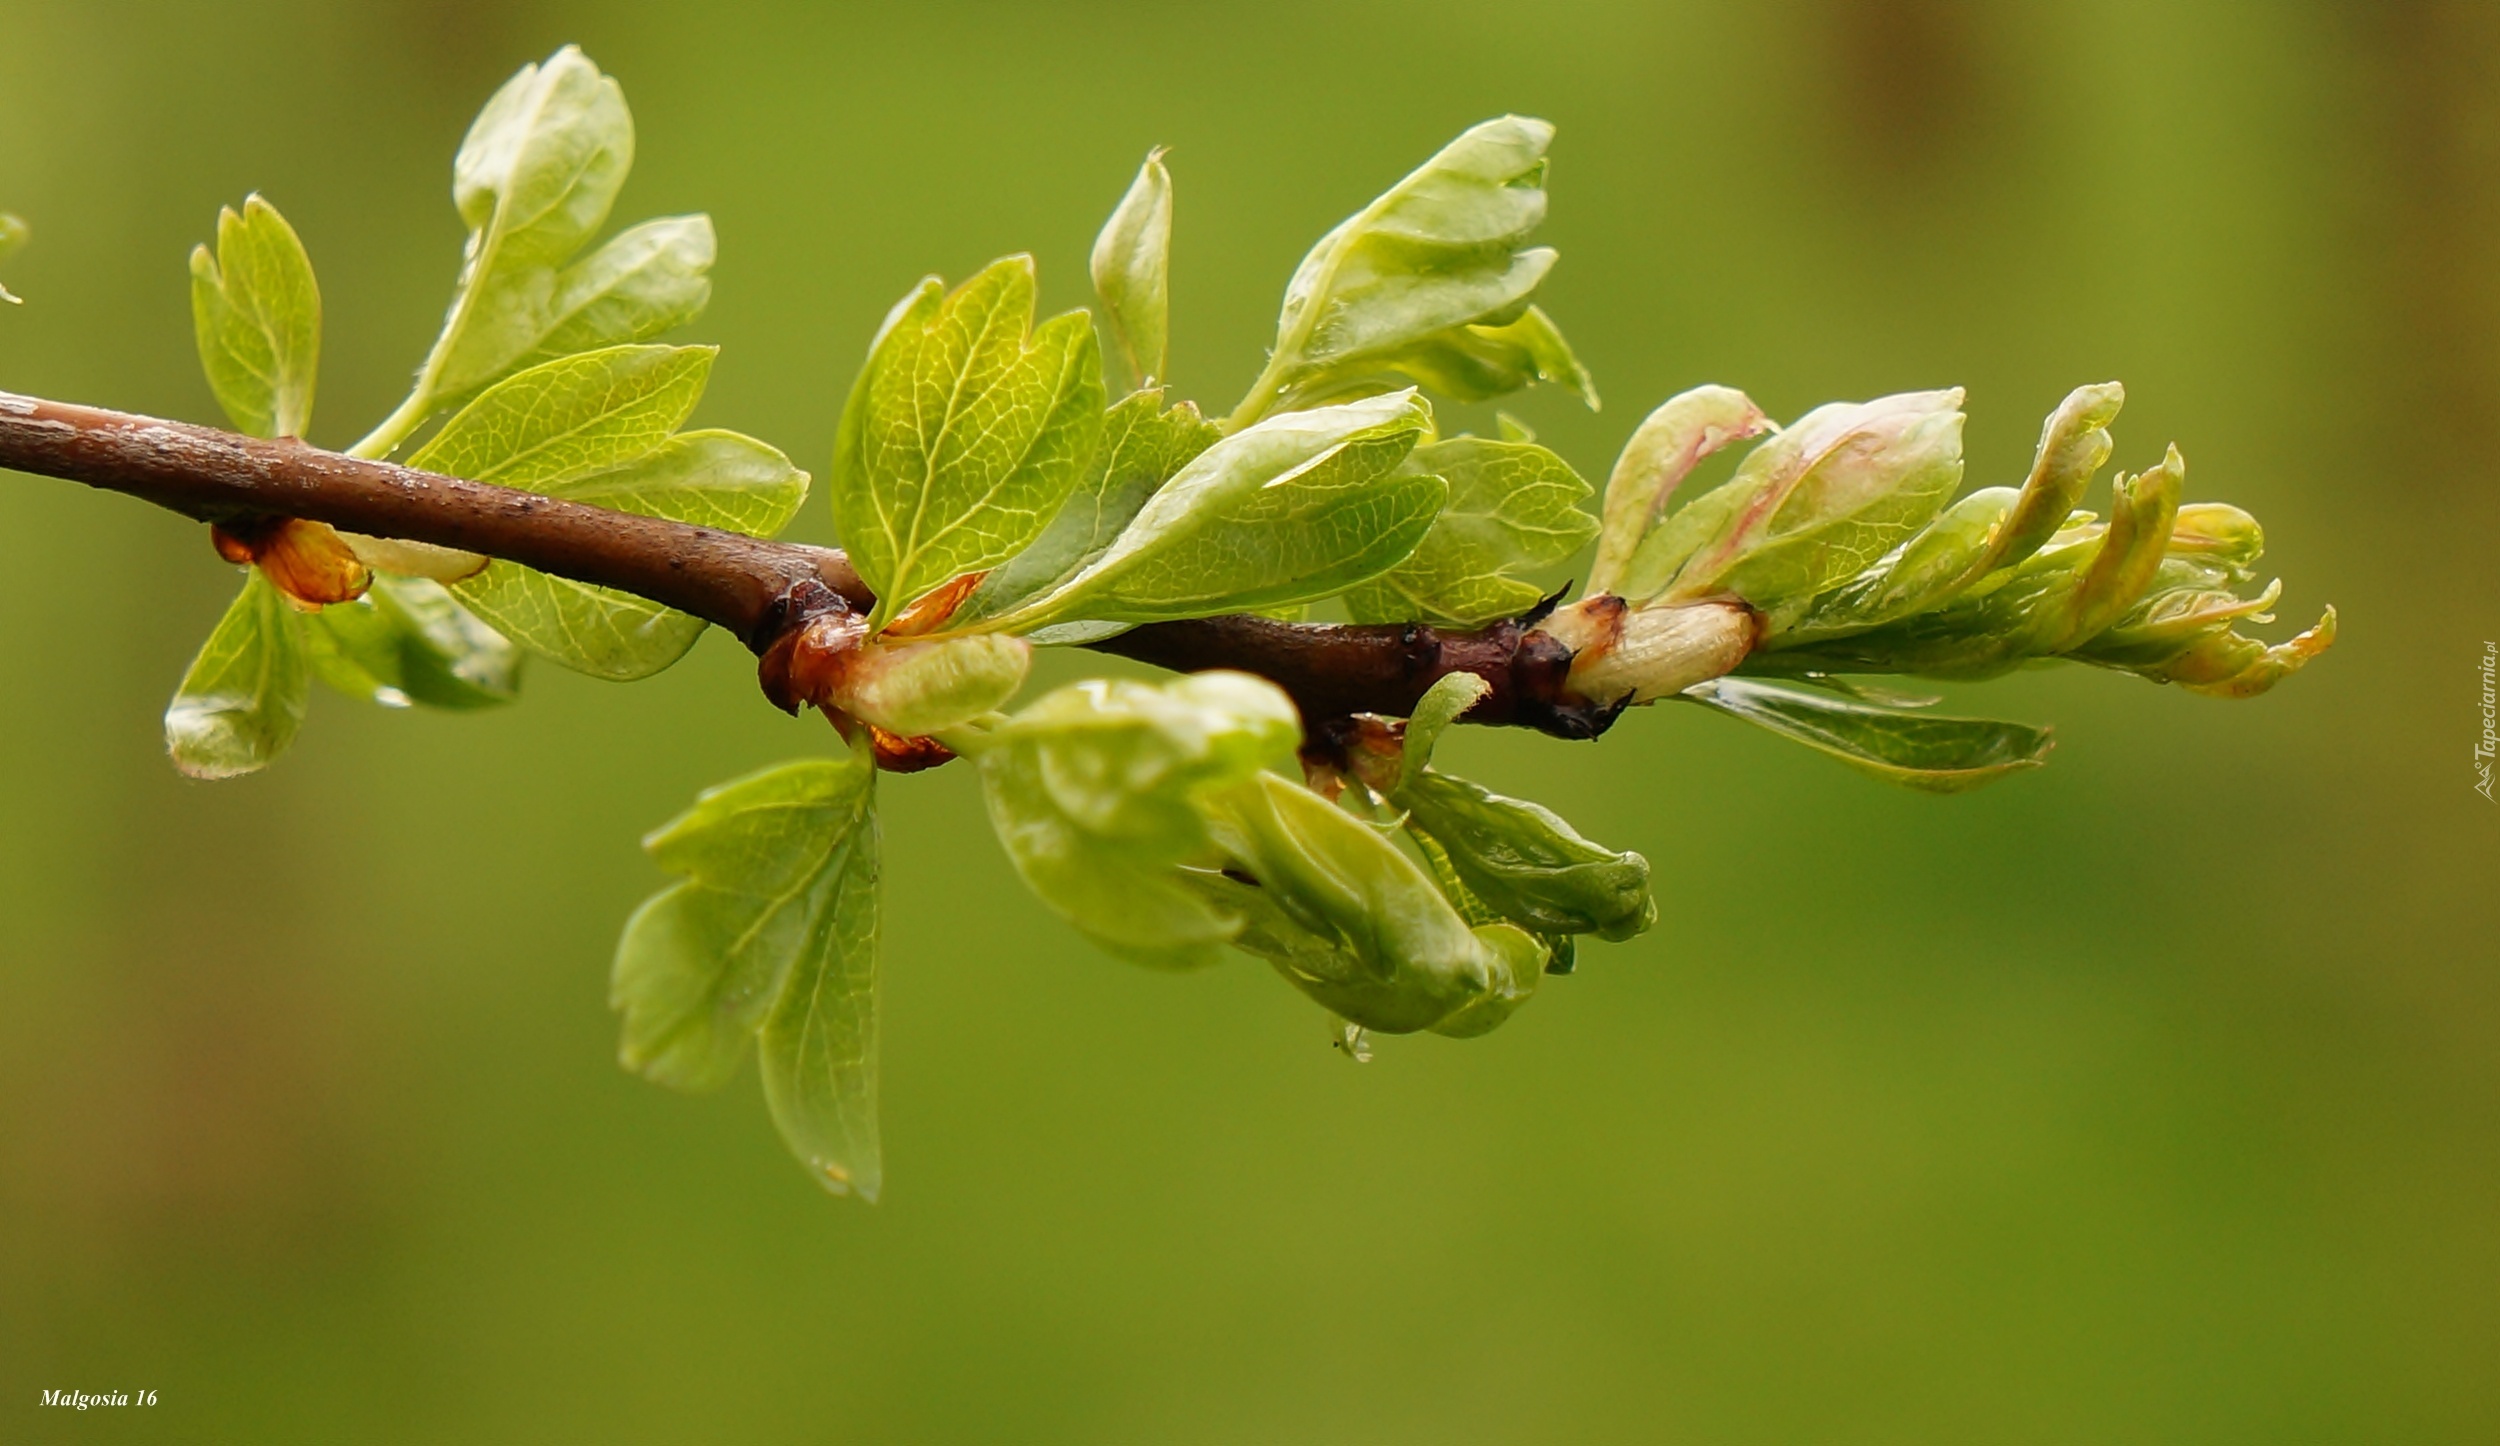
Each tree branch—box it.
[0,388,1609,735]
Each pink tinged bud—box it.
[1670,389,1966,603]
[1589,385,1773,599]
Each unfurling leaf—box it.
[1234,116,1566,424]
[190,195,320,439]
[959,388,1220,627]
[409,344,806,679]
[613,739,884,1199]
[1362,672,1654,942]
[1092,149,1173,386]
[1323,305,1598,413]
[1395,775,1655,940]
[1589,385,1773,600]
[165,571,310,779]
[1683,677,2051,792]
[832,258,1106,628]
[300,576,522,710]
[1343,436,1599,627]
[1196,773,1546,1037]
[834,634,1032,738]
[1399,672,1492,791]
[979,673,1300,969]
[998,390,1438,630]
[1660,389,1967,623]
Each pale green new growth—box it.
[301,576,522,710]
[413,344,807,679]
[1343,437,1600,627]
[353,44,715,460]
[189,196,320,439]
[613,741,883,1199]
[166,570,310,779]
[832,258,1105,628]
[978,673,1300,969]
[1092,149,1173,387]
[1683,678,2052,793]
[959,388,1221,627]
[109,51,2331,1199]
[1230,116,1586,426]
[992,391,1440,632]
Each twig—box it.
[0,389,1602,736]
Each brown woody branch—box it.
[0,389,1608,737]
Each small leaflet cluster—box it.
[154,47,2332,1199]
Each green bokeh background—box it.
[3,1,2494,1440]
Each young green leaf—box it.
[409,343,711,487]
[1233,116,1564,425]
[612,741,884,1199]
[1954,381,2124,589]
[518,215,715,374]
[834,635,1033,738]
[1091,148,1172,387]
[430,47,633,395]
[978,673,1301,969]
[831,257,1106,627]
[1399,671,1492,790]
[189,195,320,439]
[1394,775,1654,940]
[1683,677,2051,792]
[1000,390,1437,629]
[1195,773,1547,1037]
[958,389,1219,627]
[1303,305,1599,413]
[1779,486,2020,644]
[1666,390,1967,625]
[300,576,522,710]
[1342,437,1599,627]
[1588,385,1772,599]
[165,571,311,779]
[355,46,718,456]
[408,345,805,680]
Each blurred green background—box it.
[2,1,2494,1440]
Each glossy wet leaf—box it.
[959,389,1218,627]
[1006,390,1435,628]
[1238,116,1559,424]
[165,571,309,779]
[1393,773,1654,940]
[1091,149,1172,386]
[979,673,1300,969]
[831,257,1105,625]
[1684,677,2052,792]
[612,742,883,1199]
[1343,437,1597,627]
[190,194,320,439]
[1195,773,1546,1036]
